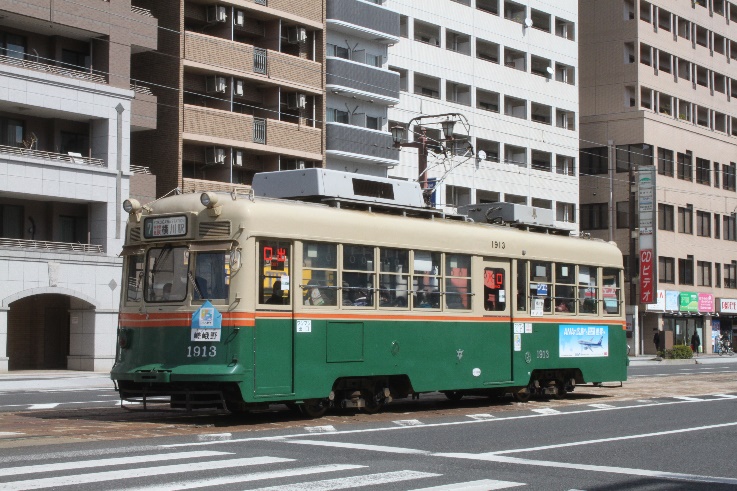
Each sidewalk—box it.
[629,353,737,366]
[0,370,113,392]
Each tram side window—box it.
[446,254,472,310]
[516,261,527,312]
[343,245,375,307]
[412,250,441,309]
[483,267,506,311]
[193,252,230,301]
[602,267,621,314]
[379,248,409,308]
[259,241,291,306]
[578,265,598,314]
[529,261,552,313]
[555,263,576,313]
[303,242,337,306]
[126,254,144,302]
[145,246,189,302]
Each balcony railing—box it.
[254,48,267,74]
[253,118,267,143]
[0,53,106,84]
[131,5,154,17]
[0,237,103,254]
[182,178,251,194]
[0,144,105,167]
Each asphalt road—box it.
[1,390,736,490]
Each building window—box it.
[659,256,675,284]
[1,32,26,59]
[697,211,711,237]
[580,203,608,230]
[326,43,350,59]
[677,151,693,181]
[616,143,652,173]
[696,158,711,185]
[0,204,23,239]
[716,263,722,288]
[724,163,737,191]
[725,262,737,289]
[678,205,693,234]
[61,48,91,70]
[658,148,674,177]
[60,131,89,156]
[658,203,674,231]
[678,255,694,285]
[715,214,721,239]
[715,162,720,188]
[725,215,736,241]
[326,108,349,124]
[580,147,608,175]
[616,201,629,229]
[697,261,712,287]
[556,202,575,223]
[0,117,24,147]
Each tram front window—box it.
[145,246,189,302]
[193,252,230,301]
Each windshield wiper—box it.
[188,271,207,301]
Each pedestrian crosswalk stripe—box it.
[305,425,337,433]
[0,451,230,478]
[27,403,59,410]
[407,478,526,490]
[588,404,615,409]
[531,408,560,415]
[248,470,438,491]
[287,439,431,455]
[393,419,424,426]
[0,432,23,438]
[124,464,366,491]
[0,456,292,490]
[672,396,704,402]
[467,414,496,420]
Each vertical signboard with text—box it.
[638,165,656,304]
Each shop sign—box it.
[639,249,655,304]
[665,290,680,311]
[719,298,737,314]
[679,292,698,312]
[646,289,666,311]
[697,293,714,312]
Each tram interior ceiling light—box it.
[200,192,222,217]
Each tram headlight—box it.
[200,192,219,208]
[123,199,141,214]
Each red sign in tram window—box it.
[639,249,655,304]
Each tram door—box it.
[481,259,513,382]
[254,240,294,396]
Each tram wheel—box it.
[512,387,532,403]
[300,399,328,418]
[551,381,566,400]
[361,390,383,414]
[225,400,250,415]
[444,391,464,402]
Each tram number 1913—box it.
[536,349,550,359]
[186,346,217,358]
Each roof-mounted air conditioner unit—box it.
[287,26,307,44]
[234,79,244,97]
[206,75,226,94]
[206,147,226,165]
[233,150,243,167]
[233,10,244,27]
[207,5,227,23]
[287,92,306,110]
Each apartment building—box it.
[386,0,579,228]
[325,0,400,175]
[579,0,737,354]
[0,0,158,371]
[131,0,325,198]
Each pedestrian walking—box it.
[653,330,660,351]
[691,330,701,356]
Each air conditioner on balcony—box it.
[287,92,306,110]
[233,150,243,167]
[206,147,226,165]
[287,26,307,44]
[206,75,226,94]
[234,79,244,96]
[234,10,245,27]
[207,5,227,23]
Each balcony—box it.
[182,178,252,194]
[326,58,400,103]
[0,238,102,254]
[327,0,400,43]
[130,84,157,131]
[0,144,104,168]
[0,52,106,84]
[182,105,322,160]
[184,32,322,93]
[326,123,399,165]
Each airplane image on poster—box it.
[560,325,609,358]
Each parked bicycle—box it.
[718,337,734,356]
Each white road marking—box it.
[0,451,231,477]
[588,404,615,409]
[407,479,525,490]
[671,396,704,401]
[394,419,424,426]
[0,432,23,437]
[467,413,496,420]
[530,408,560,415]
[287,439,431,455]
[437,454,737,486]
[713,394,737,399]
[197,433,231,442]
[27,403,59,410]
[249,470,439,491]
[305,425,336,433]
[0,456,292,490]
[124,464,365,491]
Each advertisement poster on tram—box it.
[559,325,609,357]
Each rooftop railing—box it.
[0,237,103,254]
[0,144,105,167]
